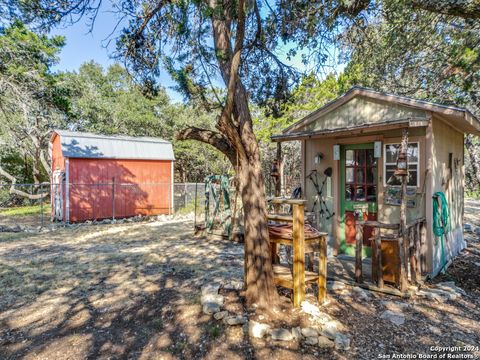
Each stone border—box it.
[200,281,351,351]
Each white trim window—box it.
[384,142,419,187]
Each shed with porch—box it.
[272,86,480,279]
[49,130,175,223]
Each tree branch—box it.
[0,164,49,200]
[411,0,480,19]
[175,126,237,165]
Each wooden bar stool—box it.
[268,198,328,307]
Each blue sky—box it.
[50,6,185,101]
[50,6,342,103]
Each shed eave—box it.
[66,156,176,161]
[271,118,429,142]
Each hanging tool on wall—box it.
[307,167,335,220]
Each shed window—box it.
[384,142,419,187]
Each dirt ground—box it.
[0,201,479,359]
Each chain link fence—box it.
[0,182,205,231]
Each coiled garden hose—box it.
[433,191,449,272]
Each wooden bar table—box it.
[268,198,328,307]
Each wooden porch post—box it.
[375,228,383,288]
[276,142,283,198]
[318,235,327,303]
[355,222,363,283]
[398,128,409,292]
[293,203,305,307]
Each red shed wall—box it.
[51,133,66,172]
[68,158,172,222]
[50,134,67,220]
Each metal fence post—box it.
[194,182,197,229]
[112,177,115,220]
[184,182,187,210]
[40,183,44,228]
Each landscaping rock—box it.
[201,283,221,297]
[380,310,405,326]
[436,281,466,296]
[201,293,224,307]
[320,320,345,340]
[301,301,331,324]
[223,280,244,291]
[248,321,271,339]
[291,327,303,340]
[464,223,473,232]
[381,301,410,312]
[301,301,322,317]
[335,333,351,350]
[270,328,294,341]
[429,326,442,336]
[305,336,318,346]
[224,315,247,326]
[318,335,335,349]
[352,286,369,299]
[213,311,228,320]
[417,286,461,301]
[203,302,220,314]
[327,280,345,291]
[11,225,22,233]
[301,327,319,338]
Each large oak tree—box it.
[3,0,368,307]
[5,0,479,307]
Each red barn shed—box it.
[49,130,175,222]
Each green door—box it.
[339,143,378,257]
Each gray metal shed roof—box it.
[53,130,175,161]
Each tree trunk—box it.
[175,0,279,309]
[238,155,278,308]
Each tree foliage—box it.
[62,61,231,181]
[339,0,480,193]
[0,21,67,190]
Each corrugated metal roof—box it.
[53,130,175,160]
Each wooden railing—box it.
[355,218,426,291]
[405,217,427,285]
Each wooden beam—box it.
[330,278,411,298]
[318,235,327,303]
[276,142,283,197]
[409,226,417,284]
[375,228,384,288]
[398,128,409,292]
[272,119,429,142]
[292,203,305,307]
[355,223,363,283]
[270,198,307,205]
[358,220,400,230]
[267,214,293,222]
